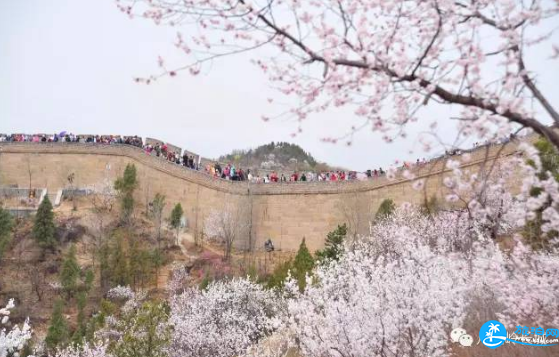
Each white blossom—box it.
[0,299,33,357]
[169,278,285,357]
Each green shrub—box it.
[375,198,395,221]
[522,138,559,251]
[114,164,138,223]
[33,196,57,252]
[316,224,347,264]
[45,299,69,351]
[169,203,184,246]
[0,205,14,262]
[292,238,314,292]
[265,259,292,290]
[60,245,81,297]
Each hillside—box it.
[218,142,337,173]
[0,195,270,346]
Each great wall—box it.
[0,139,526,252]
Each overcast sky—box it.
[1,0,557,171]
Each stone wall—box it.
[0,140,526,252]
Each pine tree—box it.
[292,238,314,292]
[316,224,347,264]
[45,299,69,350]
[150,194,166,246]
[33,196,57,252]
[60,245,81,298]
[129,239,154,289]
[83,269,95,293]
[0,205,14,262]
[99,242,111,291]
[111,233,130,287]
[112,301,171,357]
[266,259,292,290]
[121,193,135,222]
[72,292,87,346]
[114,164,138,223]
[421,195,441,217]
[169,203,184,246]
[375,198,396,221]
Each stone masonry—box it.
[0,140,526,252]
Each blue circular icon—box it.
[480,320,507,349]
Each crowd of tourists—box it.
[0,133,144,147]
[0,132,391,183]
[0,131,517,184]
[202,165,379,182]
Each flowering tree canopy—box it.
[286,206,559,357]
[6,204,559,357]
[118,0,559,147]
[55,344,110,357]
[169,278,285,357]
[287,208,471,357]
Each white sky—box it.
[1,0,557,171]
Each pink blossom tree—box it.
[286,205,559,356]
[117,0,559,147]
[118,0,559,236]
[287,224,471,356]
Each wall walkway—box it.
[0,140,524,252]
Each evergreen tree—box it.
[60,245,81,298]
[111,301,171,357]
[292,238,314,292]
[316,224,347,264]
[523,138,559,250]
[83,269,95,293]
[114,164,138,223]
[375,198,396,221]
[99,242,111,291]
[45,299,69,351]
[0,205,14,262]
[121,193,135,222]
[150,194,166,247]
[169,203,184,246]
[421,195,441,217]
[199,270,212,291]
[129,239,154,289]
[33,196,57,252]
[266,259,292,290]
[72,291,87,346]
[110,233,130,287]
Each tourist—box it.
[5,131,509,184]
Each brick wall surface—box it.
[0,139,528,252]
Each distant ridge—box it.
[218,142,339,173]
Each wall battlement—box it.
[0,140,525,252]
